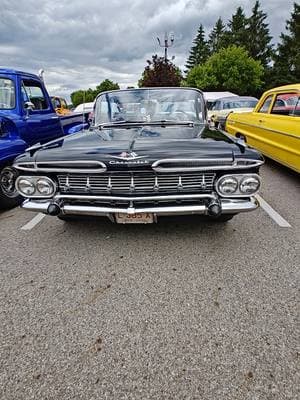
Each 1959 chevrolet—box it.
[13,87,264,224]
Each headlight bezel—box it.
[215,173,261,197]
[16,176,57,198]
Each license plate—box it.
[115,213,154,224]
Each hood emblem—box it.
[110,151,147,161]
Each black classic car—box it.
[13,88,264,223]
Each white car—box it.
[73,102,94,114]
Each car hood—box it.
[15,125,261,170]
[209,108,255,118]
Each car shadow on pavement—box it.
[56,214,236,239]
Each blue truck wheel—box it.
[0,166,23,209]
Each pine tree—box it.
[272,2,300,85]
[226,6,248,49]
[247,1,273,67]
[185,25,210,72]
[208,17,226,54]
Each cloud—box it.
[0,0,295,101]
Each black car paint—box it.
[15,124,263,173]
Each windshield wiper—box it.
[96,119,197,129]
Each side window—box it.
[210,101,217,111]
[258,95,273,113]
[271,93,300,116]
[52,97,61,108]
[293,97,300,117]
[22,79,49,110]
[0,78,15,109]
[61,99,67,109]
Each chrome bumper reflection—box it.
[21,196,259,217]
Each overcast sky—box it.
[0,0,295,101]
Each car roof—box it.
[0,67,39,80]
[264,84,300,94]
[217,96,258,102]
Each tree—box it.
[70,79,120,107]
[208,18,226,54]
[94,79,120,96]
[185,24,210,72]
[185,45,264,95]
[138,55,182,87]
[225,6,249,49]
[247,1,273,67]
[271,2,300,86]
[70,89,95,108]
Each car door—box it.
[259,92,300,171]
[20,77,63,145]
[237,94,275,152]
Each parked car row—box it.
[1,68,298,224]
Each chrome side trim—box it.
[13,160,107,173]
[227,119,300,140]
[152,158,264,172]
[21,197,259,217]
[152,158,232,166]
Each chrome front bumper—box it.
[20,193,259,218]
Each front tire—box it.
[0,166,23,210]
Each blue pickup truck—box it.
[0,68,89,209]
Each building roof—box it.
[203,91,238,101]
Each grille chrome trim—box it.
[57,172,216,195]
[54,193,217,202]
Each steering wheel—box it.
[0,103,9,108]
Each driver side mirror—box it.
[24,101,35,118]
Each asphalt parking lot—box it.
[0,159,299,400]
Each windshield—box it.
[222,99,258,109]
[94,88,205,125]
[0,78,15,109]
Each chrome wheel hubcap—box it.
[0,167,19,198]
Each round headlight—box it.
[240,176,260,194]
[218,177,238,195]
[36,178,55,196]
[17,178,35,196]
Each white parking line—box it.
[256,194,291,228]
[21,213,46,231]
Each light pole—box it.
[157,32,174,61]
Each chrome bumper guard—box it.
[21,193,259,217]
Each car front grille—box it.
[57,171,216,195]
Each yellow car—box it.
[225,84,300,173]
[51,96,71,115]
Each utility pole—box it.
[157,32,174,61]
